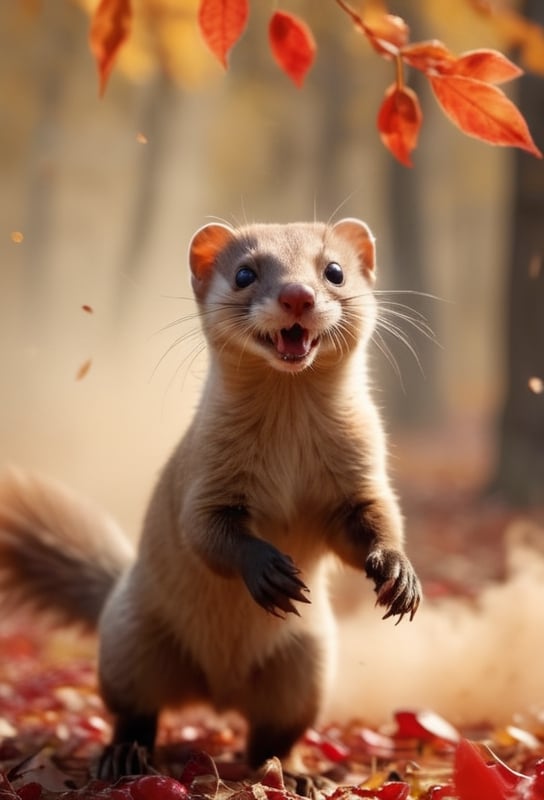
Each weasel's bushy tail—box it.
[0,468,135,628]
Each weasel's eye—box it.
[235,267,257,289]
[324,262,344,286]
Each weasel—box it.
[0,218,421,775]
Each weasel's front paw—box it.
[365,547,421,622]
[241,540,310,618]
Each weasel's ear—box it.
[332,218,376,278]
[189,223,236,297]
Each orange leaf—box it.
[198,0,248,68]
[377,84,422,167]
[429,74,542,157]
[89,0,131,95]
[401,40,455,73]
[450,49,523,84]
[362,13,409,58]
[268,11,316,88]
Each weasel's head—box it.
[188,218,377,374]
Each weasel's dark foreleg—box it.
[189,503,310,617]
[333,497,422,622]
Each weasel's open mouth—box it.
[269,324,319,361]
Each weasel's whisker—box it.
[375,318,425,376]
[377,307,439,346]
[342,289,441,382]
[150,328,204,382]
[371,330,406,393]
[372,288,445,303]
[325,190,360,226]
[158,339,209,416]
[334,320,354,357]
[213,315,253,364]
[151,301,244,340]
[154,313,204,336]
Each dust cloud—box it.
[331,520,544,729]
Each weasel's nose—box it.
[278,283,315,317]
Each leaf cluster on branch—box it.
[88,0,542,165]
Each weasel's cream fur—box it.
[0,219,420,773]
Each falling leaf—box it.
[449,49,523,84]
[76,359,93,381]
[136,131,148,144]
[89,0,132,95]
[377,83,422,167]
[197,0,249,68]
[429,74,543,157]
[528,377,544,395]
[11,231,24,244]
[81,304,94,314]
[268,11,316,88]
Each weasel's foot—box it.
[283,771,339,799]
[96,742,156,780]
[365,547,421,622]
[241,540,310,618]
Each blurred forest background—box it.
[1,0,543,564]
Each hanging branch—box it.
[88,0,543,164]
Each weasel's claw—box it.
[96,742,156,780]
[242,543,311,618]
[365,548,421,622]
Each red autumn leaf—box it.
[450,48,523,84]
[400,40,455,73]
[429,74,542,157]
[362,13,409,58]
[89,0,131,95]
[479,745,532,791]
[453,739,527,800]
[179,751,219,797]
[198,0,249,68]
[377,83,422,167]
[269,11,316,88]
[394,710,460,744]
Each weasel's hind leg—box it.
[244,632,325,769]
[97,714,157,780]
[97,586,209,777]
[98,631,208,778]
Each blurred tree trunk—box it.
[383,4,440,428]
[494,0,544,505]
[385,72,440,428]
